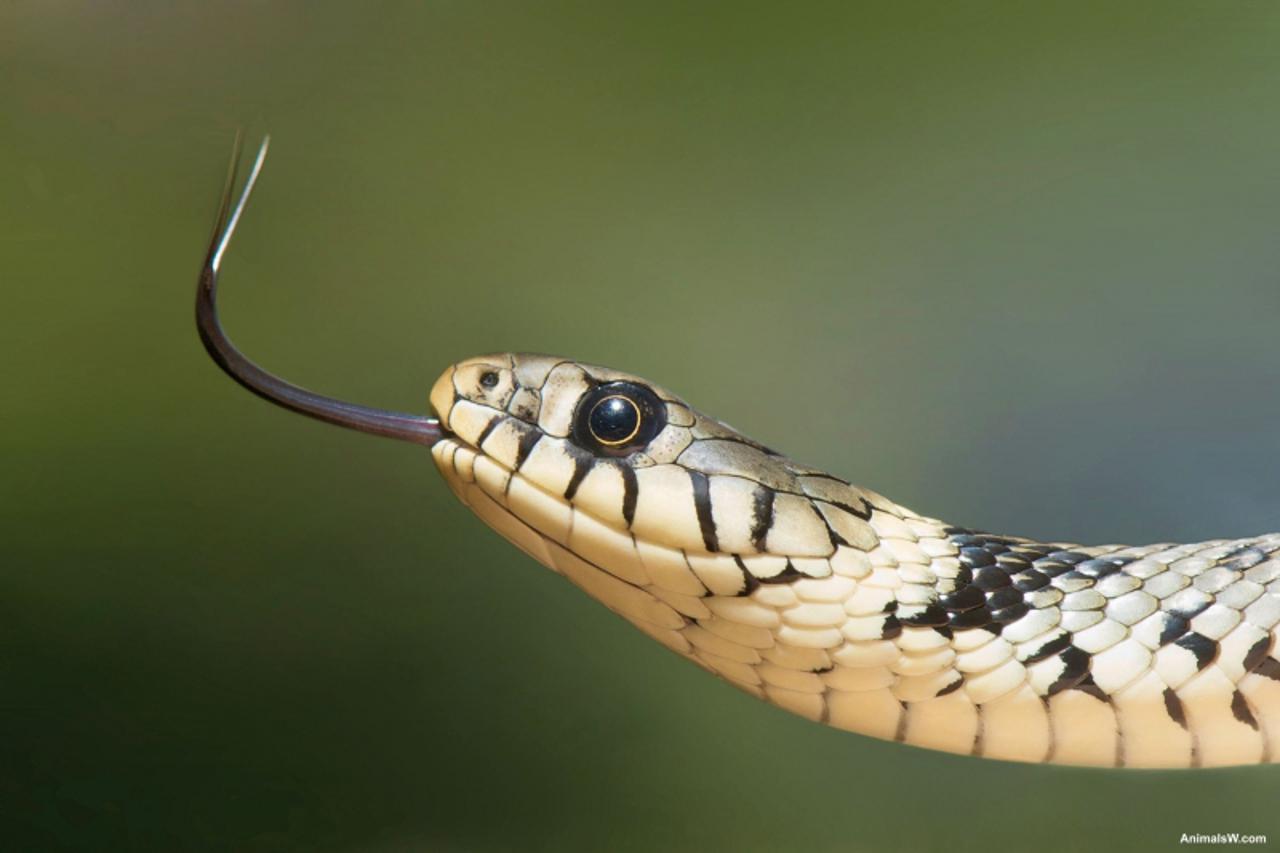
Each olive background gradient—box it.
[5,2,1280,850]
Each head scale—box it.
[427,354,888,628]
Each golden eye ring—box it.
[572,381,666,456]
[588,395,642,446]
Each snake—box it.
[197,138,1280,769]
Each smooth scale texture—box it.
[430,353,1280,767]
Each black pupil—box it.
[589,396,639,444]
[480,371,499,388]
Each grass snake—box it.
[197,138,1280,768]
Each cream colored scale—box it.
[425,354,1280,769]
[196,139,1280,770]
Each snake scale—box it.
[199,139,1280,769]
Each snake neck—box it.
[428,353,1280,769]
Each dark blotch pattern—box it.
[932,527,1280,709]
[1254,658,1280,682]
[1025,632,1071,663]
[1244,636,1275,673]
[939,530,1134,640]
[1158,614,1191,647]
[1175,632,1218,671]
[1047,646,1092,696]
[1232,690,1259,730]
[749,487,774,552]
[512,426,542,470]
[1072,677,1110,704]
[899,603,949,628]
[1164,687,1189,729]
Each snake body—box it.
[429,352,1280,768]
[196,141,1280,769]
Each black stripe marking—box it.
[1244,635,1274,672]
[898,604,948,628]
[619,464,638,528]
[563,452,594,501]
[822,497,873,521]
[689,471,719,553]
[1042,696,1059,765]
[1070,676,1111,704]
[820,515,850,549]
[1231,689,1259,730]
[749,487,774,551]
[512,428,541,470]
[733,556,761,597]
[473,415,502,449]
[1163,687,1188,729]
[1253,658,1280,682]
[1046,646,1091,696]
[1247,688,1272,763]
[1024,632,1072,663]
[1175,632,1218,671]
[448,389,462,425]
[757,560,806,585]
[893,702,909,742]
[936,676,963,697]
[1157,614,1190,647]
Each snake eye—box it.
[479,370,499,388]
[572,382,665,456]
[589,396,641,446]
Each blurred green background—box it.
[5,2,1280,850]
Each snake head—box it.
[429,352,716,476]
[428,353,894,609]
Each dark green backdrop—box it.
[5,2,1280,850]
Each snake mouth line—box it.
[431,431,686,589]
[431,434,705,665]
[435,434,565,524]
